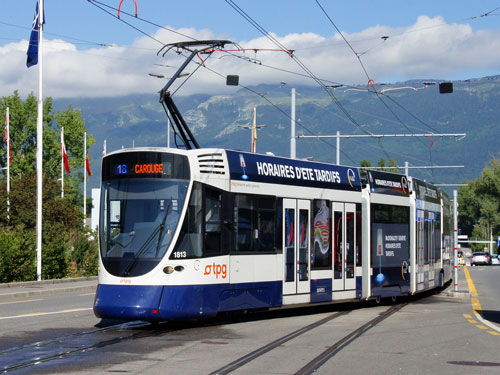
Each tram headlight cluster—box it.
[163,265,185,274]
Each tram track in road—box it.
[0,321,154,374]
[295,303,405,375]
[209,303,406,375]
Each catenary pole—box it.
[83,131,86,226]
[5,107,10,222]
[36,0,44,281]
[290,88,296,159]
[61,127,64,198]
[453,190,459,292]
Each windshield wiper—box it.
[155,200,172,257]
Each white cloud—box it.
[1,16,499,99]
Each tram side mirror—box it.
[439,82,453,94]
[226,75,239,86]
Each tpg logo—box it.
[204,263,228,279]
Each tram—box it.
[93,147,453,321]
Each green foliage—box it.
[0,225,36,282]
[458,156,500,252]
[0,92,98,282]
[360,159,372,168]
[71,232,98,277]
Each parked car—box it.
[471,252,492,266]
[491,255,500,265]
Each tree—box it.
[1,92,95,207]
[377,158,386,171]
[388,158,400,174]
[0,92,98,281]
[458,156,500,252]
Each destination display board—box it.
[226,150,361,191]
[102,151,190,180]
[367,170,410,197]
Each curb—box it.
[0,276,97,289]
[0,277,98,301]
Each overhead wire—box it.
[86,0,355,162]
[314,0,445,167]
[225,0,394,162]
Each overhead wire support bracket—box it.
[157,40,235,150]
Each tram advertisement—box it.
[226,151,361,191]
[367,170,409,197]
[371,223,410,295]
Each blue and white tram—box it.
[93,147,452,321]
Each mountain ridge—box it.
[53,76,500,195]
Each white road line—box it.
[0,308,93,320]
[474,312,500,334]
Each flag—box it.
[4,111,12,163]
[61,140,70,174]
[102,140,106,157]
[86,152,92,176]
[26,1,45,68]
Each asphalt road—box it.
[0,268,499,375]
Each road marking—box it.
[78,292,95,296]
[0,298,43,305]
[471,298,482,312]
[0,308,93,320]
[468,319,477,324]
[463,266,500,335]
[463,267,478,297]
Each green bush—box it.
[0,225,36,282]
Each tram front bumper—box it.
[93,284,164,321]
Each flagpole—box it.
[6,107,10,223]
[61,127,64,198]
[36,0,44,281]
[83,131,86,226]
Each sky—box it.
[1,0,500,98]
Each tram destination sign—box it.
[226,151,361,191]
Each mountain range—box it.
[53,76,500,196]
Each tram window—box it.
[173,182,203,258]
[311,200,332,269]
[356,203,362,267]
[171,183,229,259]
[233,194,278,253]
[204,188,222,255]
[434,214,441,261]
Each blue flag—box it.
[26,2,45,68]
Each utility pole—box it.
[290,88,296,159]
[453,190,459,292]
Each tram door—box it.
[333,202,356,291]
[428,212,436,283]
[416,210,425,286]
[283,199,311,295]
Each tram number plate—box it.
[172,251,187,259]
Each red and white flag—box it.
[4,110,12,163]
[85,152,92,176]
[61,140,70,174]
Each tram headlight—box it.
[163,266,174,274]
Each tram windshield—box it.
[99,151,190,277]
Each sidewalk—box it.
[444,267,471,299]
[0,276,98,301]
